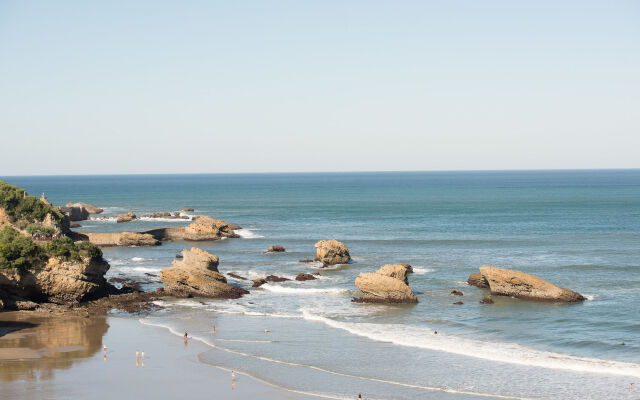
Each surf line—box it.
[139,318,537,400]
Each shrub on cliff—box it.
[46,236,103,262]
[0,226,47,271]
[0,181,64,223]
[25,223,55,235]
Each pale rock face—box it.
[0,256,110,303]
[181,216,239,241]
[478,265,585,302]
[159,248,247,298]
[34,257,110,302]
[354,264,417,304]
[314,240,351,266]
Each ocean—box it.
[4,170,640,399]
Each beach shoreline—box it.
[0,311,321,400]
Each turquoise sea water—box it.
[4,170,640,399]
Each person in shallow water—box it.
[358,394,362,399]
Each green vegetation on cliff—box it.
[0,226,47,271]
[46,236,103,262]
[0,181,64,223]
[0,227,103,272]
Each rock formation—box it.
[142,211,189,220]
[0,254,111,305]
[40,193,52,206]
[480,296,494,304]
[314,240,350,266]
[180,216,239,241]
[60,206,90,222]
[295,273,316,281]
[182,207,194,212]
[159,248,248,298]
[266,245,285,253]
[467,272,489,288]
[265,275,290,282]
[475,265,585,302]
[450,290,464,296]
[353,264,418,304]
[116,212,137,223]
[252,278,267,287]
[118,232,160,246]
[65,202,103,214]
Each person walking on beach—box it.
[358,394,362,399]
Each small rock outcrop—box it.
[142,211,189,220]
[480,296,494,304]
[181,216,239,241]
[299,259,314,263]
[353,264,418,304]
[65,202,103,214]
[467,272,489,288]
[159,248,248,299]
[314,240,350,267]
[265,275,290,282]
[475,266,585,302]
[182,207,194,212]
[118,232,160,246]
[252,278,267,287]
[450,290,464,296]
[453,301,464,305]
[265,245,286,253]
[116,212,137,223]
[40,193,52,206]
[295,273,316,281]
[228,273,248,281]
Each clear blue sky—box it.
[1,1,638,175]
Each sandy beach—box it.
[0,311,321,400]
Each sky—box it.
[0,0,639,175]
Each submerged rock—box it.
[116,212,137,223]
[159,248,248,299]
[453,301,464,305]
[353,264,418,304]
[265,245,286,253]
[295,273,316,281]
[480,296,494,304]
[450,290,464,296]
[478,265,585,302]
[228,273,248,281]
[314,240,350,267]
[299,259,314,263]
[182,207,194,212]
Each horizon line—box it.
[1,167,639,178]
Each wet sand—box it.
[0,312,320,399]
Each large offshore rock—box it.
[314,240,350,266]
[353,264,418,304]
[478,265,585,302]
[66,202,103,214]
[181,216,240,241]
[60,206,90,222]
[159,248,248,298]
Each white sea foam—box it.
[583,294,597,301]
[139,318,534,400]
[131,257,150,262]
[300,309,640,378]
[261,284,350,296]
[111,266,162,274]
[411,267,434,275]
[234,229,265,239]
[90,216,117,222]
